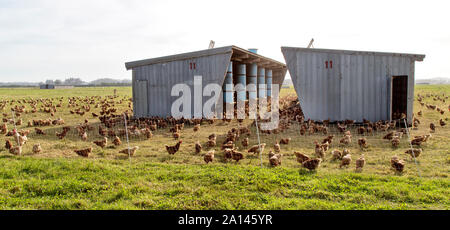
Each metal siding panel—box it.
[408,60,415,123]
[368,55,375,121]
[349,55,356,121]
[339,55,345,120]
[304,53,311,119]
[317,53,324,120]
[356,55,363,122]
[319,53,325,120]
[346,55,352,121]
[334,54,341,121]
[299,53,306,115]
[300,52,307,120]
[318,53,324,120]
[376,56,382,121]
[315,53,322,120]
[324,54,329,120]
[382,56,390,120]
[326,53,331,120]
[311,53,318,119]
[362,56,369,121]
[132,69,136,115]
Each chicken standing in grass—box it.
[343,149,350,157]
[113,136,122,147]
[17,134,28,146]
[340,154,352,168]
[248,143,266,154]
[74,147,92,158]
[383,131,395,140]
[223,148,233,160]
[302,158,321,171]
[314,142,325,159]
[331,150,343,161]
[207,139,216,148]
[391,136,400,148]
[5,140,12,150]
[93,137,108,148]
[411,134,431,146]
[119,146,139,156]
[294,152,310,164]
[193,124,200,132]
[274,142,281,153]
[391,156,405,173]
[208,133,216,140]
[35,128,46,135]
[204,150,214,164]
[166,140,182,155]
[405,148,422,158]
[358,138,368,149]
[321,142,330,152]
[32,144,42,154]
[56,130,67,140]
[355,155,365,171]
[322,135,334,145]
[340,135,351,146]
[269,152,282,167]
[241,137,249,147]
[9,146,22,155]
[430,123,436,133]
[0,123,7,134]
[231,149,244,163]
[440,119,446,127]
[222,141,234,150]
[195,141,202,154]
[279,138,291,145]
[81,132,88,141]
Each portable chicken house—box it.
[126,46,287,118]
[281,47,425,124]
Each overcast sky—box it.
[0,0,448,82]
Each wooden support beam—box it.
[258,61,271,66]
[242,58,261,64]
[235,54,249,59]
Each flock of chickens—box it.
[0,91,448,175]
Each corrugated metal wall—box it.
[132,52,233,117]
[282,48,415,123]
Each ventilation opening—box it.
[391,75,408,121]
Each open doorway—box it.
[391,75,408,120]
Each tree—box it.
[54,79,62,85]
[45,79,54,85]
[64,78,85,86]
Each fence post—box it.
[11,111,20,156]
[123,113,131,162]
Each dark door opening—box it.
[391,75,408,120]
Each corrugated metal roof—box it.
[281,47,425,62]
[126,45,286,70]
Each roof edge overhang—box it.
[281,46,425,62]
[230,46,286,70]
[125,45,287,70]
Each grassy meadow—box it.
[0,85,449,210]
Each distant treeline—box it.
[0,83,131,88]
[77,83,132,87]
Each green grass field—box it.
[0,85,449,210]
